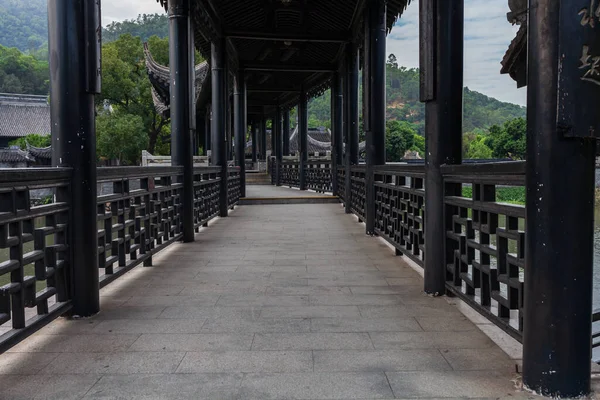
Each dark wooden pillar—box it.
[211,39,228,217]
[332,70,343,197]
[345,44,359,213]
[299,90,308,190]
[234,69,247,198]
[48,0,99,317]
[522,0,596,395]
[422,0,463,295]
[260,117,267,161]
[275,107,283,186]
[169,0,194,242]
[365,0,387,234]
[251,121,258,163]
[205,105,211,157]
[283,109,290,156]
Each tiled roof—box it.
[143,43,210,118]
[0,148,35,163]
[0,94,50,138]
[26,143,52,159]
[245,127,334,154]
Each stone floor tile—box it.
[83,373,243,399]
[0,374,101,400]
[128,333,254,351]
[386,370,519,398]
[176,351,312,373]
[265,286,352,295]
[200,317,310,333]
[310,317,422,333]
[159,306,262,319]
[0,352,58,374]
[238,372,394,399]
[216,294,310,307]
[416,316,478,332]
[313,349,451,372]
[40,352,185,374]
[441,347,517,371]
[309,294,404,306]
[93,318,207,334]
[260,306,361,318]
[7,334,140,353]
[252,332,373,350]
[370,331,495,350]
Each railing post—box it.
[522,0,596,395]
[299,90,308,190]
[211,39,228,217]
[422,0,463,295]
[260,117,267,162]
[251,121,258,164]
[233,69,247,198]
[275,106,283,186]
[283,109,290,156]
[331,70,343,196]
[48,0,100,316]
[169,0,194,242]
[345,43,359,213]
[205,105,212,159]
[365,0,387,235]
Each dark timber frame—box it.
[169,0,195,242]
[422,0,464,294]
[48,0,100,317]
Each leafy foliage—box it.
[99,34,171,156]
[103,14,169,43]
[0,0,48,52]
[0,45,48,94]
[484,117,527,159]
[9,133,50,149]
[462,186,525,205]
[385,120,415,162]
[96,111,148,165]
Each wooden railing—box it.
[0,165,241,352]
[296,161,530,342]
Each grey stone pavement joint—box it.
[0,188,529,399]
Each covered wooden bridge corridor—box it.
[0,192,528,399]
[0,0,599,398]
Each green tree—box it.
[410,134,425,156]
[485,117,526,159]
[464,133,493,159]
[9,133,50,149]
[385,120,415,162]
[99,34,171,154]
[0,44,49,94]
[96,112,148,165]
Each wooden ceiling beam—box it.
[243,63,335,72]
[225,30,349,43]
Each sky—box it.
[101,0,527,106]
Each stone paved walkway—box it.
[0,203,530,399]
[244,184,333,198]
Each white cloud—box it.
[387,0,527,106]
[102,0,165,25]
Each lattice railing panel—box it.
[337,166,345,201]
[0,169,72,345]
[306,161,332,193]
[228,167,241,207]
[193,167,221,229]
[350,166,366,221]
[442,162,526,338]
[373,166,425,267]
[96,167,184,286]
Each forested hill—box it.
[0,1,168,53]
[0,0,47,52]
[103,14,168,42]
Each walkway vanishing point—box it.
[0,185,549,400]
